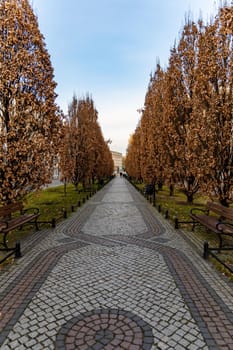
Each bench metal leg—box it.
[35,218,39,230]
[192,221,196,231]
[3,231,8,249]
[217,233,223,253]
[0,232,10,251]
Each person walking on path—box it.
[0,176,233,349]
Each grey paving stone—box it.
[0,177,232,350]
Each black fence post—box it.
[174,217,179,229]
[203,241,209,259]
[15,241,22,258]
[51,218,56,228]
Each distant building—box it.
[111,151,123,173]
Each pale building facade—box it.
[111,151,123,173]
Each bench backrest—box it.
[0,202,23,218]
[206,201,233,221]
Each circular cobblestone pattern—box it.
[55,309,154,350]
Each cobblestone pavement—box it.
[0,177,233,350]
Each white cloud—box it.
[96,90,144,155]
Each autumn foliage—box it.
[0,0,63,204]
[125,4,233,205]
[0,0,112,205]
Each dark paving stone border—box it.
[110,235,233,349]
[0,242,89,346]
[55,309,154,350]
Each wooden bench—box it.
[0,202,40,251]
[189,201,233,251]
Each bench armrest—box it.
[22,207,40,215]
[216,221,233,232]
[190,207,208,215]
[0,220,9,231]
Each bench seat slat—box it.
[0,214,39,233]
[190,214,220,233]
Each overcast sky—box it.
[31,0,218,155]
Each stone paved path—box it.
[0,177,233,350]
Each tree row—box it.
[0,0,113,205]
[60,95,114,189]
[125,4,233,205]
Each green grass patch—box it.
[25,183,90,221]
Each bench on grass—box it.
[189,201,233,251]
[0,201,40,252]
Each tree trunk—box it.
[169,183,174,196]
[158,181,163,190]
[186,193,193,203]
[220,198,229,207]
[63,179,67,196]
